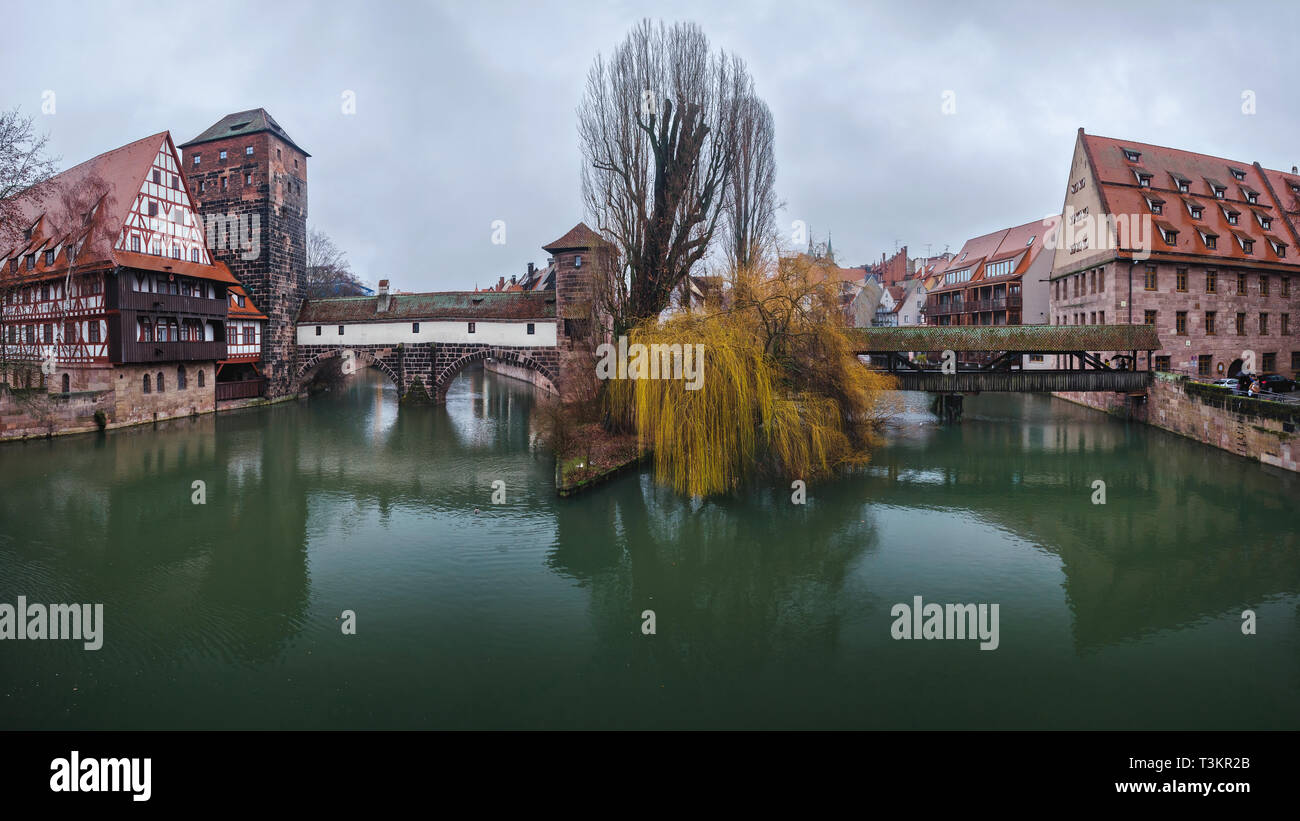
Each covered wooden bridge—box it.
[849,324,1162,393]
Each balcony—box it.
[216,378,265,401]
[924,297,964,315]
[116,289,227,318]
[118,339,226,363]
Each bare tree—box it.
[579,20,756,332]
[724,61,777,275]
[306,227,367,298]
[0,107,58,251]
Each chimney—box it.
[527,262,535,276]
[377,279,391,313]
[1293,166,1298,174]
[497,276,505,291]
[510,275,517,285]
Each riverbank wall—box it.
[1055,372,1300,472]
[483,358,558,395]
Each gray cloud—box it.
[4,0,1297,289]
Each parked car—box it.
[1258,374,1296,393]
[1211,377,1242,392]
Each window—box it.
[1155,356,1171,372]
[1190,206,1202,219]
[1205,234,1217,250]
[156,372,164,393]
[193,154,201,166]
[142,374,151,394]
[1198,355,1212,377]
[1261,216,1271,229]
[1231,168,1246,181]
[1144,310,1157,325]
[1236,312,1246,335]
[1124,149,1141,162]
[41,284,50,301]
[191,248,200,262]
[1180,181,1190,194]
[245,146,254,156]
[527,322,535,335]
[245,173,252,185]
[1098,267,1105,291]
[1176,269,1187,291]
[1243,239,1254,254]
[171,175,179,190]
[1263,352,1276,372]
[199,181,205,193]
[242,325,255,345]
[1099,311,1105,324]
[1090,312,1096,324]
[468,322,476,333]
[1293,352,1300,372]
[140,319,153,342]
[88,322,100,343]
[1237,273,1247,294]
[177,366,187,390]
[197,370,205,388]
[412,322,420,333]
[219,150,227,160]
[315,325,322,336]
[1260,275,1270,296]
[1144,267,1157,290]
[1282,314,1290,336]
[44,250,54,265]
[1213,185,1225,199]
[148,201,158,217]
[222,177,228,191]
[338,325,345,335]
[1260,313,1269,334]
[1149,199,1163,214]
[152,169,160,184]
[42,323,53,343]
[1227,211,1238,225]
[1205,312,1216,336]
[1206,270,1217,293]
[1163,228,1177,245]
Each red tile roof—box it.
[228,285,267,320]
[1,131,238,285]
[542,222,606,253]
[930,215,1058,293]
[1078,131,1300,269]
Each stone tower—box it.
[180,109,308,398]
[543,222,611,403]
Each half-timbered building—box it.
[1,132,243,426]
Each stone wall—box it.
[1055,373,1300,471]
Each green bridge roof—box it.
[849,324,1162,353]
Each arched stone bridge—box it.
[295,290,561,402]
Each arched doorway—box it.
[1228,358,1244,377]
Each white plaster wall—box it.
[298,319,556,347]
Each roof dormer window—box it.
[1230,168,1246,181]
[1260,215,1271,229]
[1163,227,1177,245]
[1242,237,1254,253]
[1135,170,1152,187]
[1227,211,1238,225]
[1025,235,1035,246]
[1211,183,1225,198]
[1147,197,1163,214]
[1190,206,1202,219]
[1124,149,1140,162]
[1272,240,1286,257]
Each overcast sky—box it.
[4,0,1299,291]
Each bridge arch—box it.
[296,346,403,392]
[434,346,557,401]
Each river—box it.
[1,367,1297,729]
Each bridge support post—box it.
[930,393,964,423]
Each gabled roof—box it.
[228,285,267,320]
[179,108,310,156]
[542,222,605,253]
[930,216,1057,292]
[1,131,238,285]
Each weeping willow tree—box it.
[605,254,897,496]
